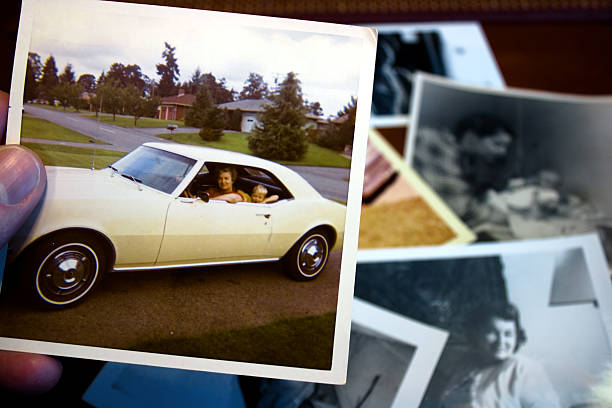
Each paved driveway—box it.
[24,105,171,152]
[23,106,351,201]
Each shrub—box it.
[199,127,223,142]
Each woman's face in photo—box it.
[475,317,517,362]
[217,170,234,193]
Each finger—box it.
[0,145,47,247]
[0,351,62,394]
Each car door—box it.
[155,197,273,266]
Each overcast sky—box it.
[27,1,365,117]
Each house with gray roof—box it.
[218,98,325,132]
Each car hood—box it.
[45,166,161,199]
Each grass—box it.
[81,114,185,129]
[157,131,352,168]
[22,142,126,169]
[136,312,336,369]
[21,115,108,144]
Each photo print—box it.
[406,73,612,254]
[1,0,377,383]
[356,234,612,407]
[369,22,504,127]
[251,298,448,408]
[359,129,474,249]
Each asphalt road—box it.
[0,251,341,357]
[23,105,351,201]
[24,105,171,152]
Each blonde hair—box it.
[253,184,268,195]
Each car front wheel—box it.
[28,232,107,307]
[285,230,330,281]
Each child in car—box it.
[252,184,279,204]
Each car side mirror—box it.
[198,191,210,202]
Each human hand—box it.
[0,90,61,394]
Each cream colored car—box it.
[9,143,346,307]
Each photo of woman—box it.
[355,235,612,408]
[440,303,559,407]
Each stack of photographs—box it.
[2,2,612,407]
[406,73,612,256]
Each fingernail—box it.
[0,145,47,247]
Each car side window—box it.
[236,166,292,203]
[181,164,212,198]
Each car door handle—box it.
[256,213,271,219]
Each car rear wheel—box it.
[284,230,330,281]
[27,232,107,307]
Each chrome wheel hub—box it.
[36,243,99,304]
[49,251,88,291]
[299,235,327,275]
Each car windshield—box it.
[110,146,196,194]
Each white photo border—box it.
[352,297,449,408]
[1,0,378,385]
[368,22,504,128]
[361,128,475,248]
[357,233,612,350]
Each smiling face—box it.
[252,191,266,203]
[217,170,235,193]
[474,317,518,362]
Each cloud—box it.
[27,1,364,116]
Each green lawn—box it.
[136,312,336,369]
[81,114,185,129]
[21,115,108,144]
[158,131,351,168]
[23,142,126,169]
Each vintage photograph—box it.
[369,22,504,127]
[407,73,612,254]
[0,0,376,383]
[356,234,612,407]
[359,129,474,249]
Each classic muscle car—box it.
[9,143,346,307]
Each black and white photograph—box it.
[406,73,612,252]
[359,129,475,250]
[252,298,448,408]
[0,0,376,384]
[356,234,612,408]
[370,23,504,127]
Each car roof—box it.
[143,142,323,199]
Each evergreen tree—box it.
[59,63,76,84]
[317,96,357,151]
[184,87,225,141]
[156,42,180,97]
[40,55,59,103]
[239,72,268,100]
[248,72,308,161]
[24,52,42,102]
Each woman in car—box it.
[205,166,251,203]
